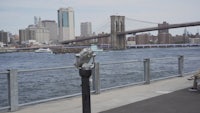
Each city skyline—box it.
[1,0,200,35]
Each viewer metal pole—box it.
[75,48,95,113]
[79,69,92,113]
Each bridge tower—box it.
[110,15,126,49]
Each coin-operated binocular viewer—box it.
[75,48,96,113]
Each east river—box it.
[1,47,200,106]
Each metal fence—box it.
[0,55,198,112]
[99,60,144,91]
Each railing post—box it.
[92,62,101,94]
[178,55,184,77]
[7,69,19,111]
[144,58,150,84]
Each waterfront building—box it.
[127,37,136,46]
[0,30,10,45]
[19,29,33,44]
[19,17,50,45]
[42,20,58,43]
[0,42,3,47]
[127,34,158,45]
[189,38,200,44]
[57,7,75,41]
[158,33,172,44]
[34,28,49,44]
[80,22,92,37]
[97,32,111,46]
[19,27,49,45]
[158,21,172,44]
[172,35,188,44]
[135,34,150,44]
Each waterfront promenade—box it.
[1,75,195,113]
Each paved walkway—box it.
[101,87,200,113]
[2,75,194,113]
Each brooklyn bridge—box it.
[61,15,200,50]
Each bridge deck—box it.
[3,75,194,113]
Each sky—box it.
[1,0,200,36]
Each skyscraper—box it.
[57,7,75,41]
[80,22,92,37]
[42,20,58,43]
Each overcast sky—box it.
[1,0,200,35]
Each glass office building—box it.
[58,7,75,41]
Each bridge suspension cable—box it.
[126,17,159,25]
[94,18,110,34]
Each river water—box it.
[1,47,200,106]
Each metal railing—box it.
[99,60,144,91]
[0,66,81,112]
[18,66,81,106]
[0,55,197,112]
[150,56,182,82]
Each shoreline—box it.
[1,45,200,54]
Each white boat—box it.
[35,48,53,53]
[90,44,103,52]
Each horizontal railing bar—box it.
[101,81,145,92]
[0,71,8,74]
[151,57,177,61]
[151,74,180,82]
[19,93,82,107]
[151,70,178,73]
[100,60,142,65]
[19,90,96,107]
[185,55,200,58]
[18,66,75,72]
[100,56,179,66]
[0,106,10,111]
